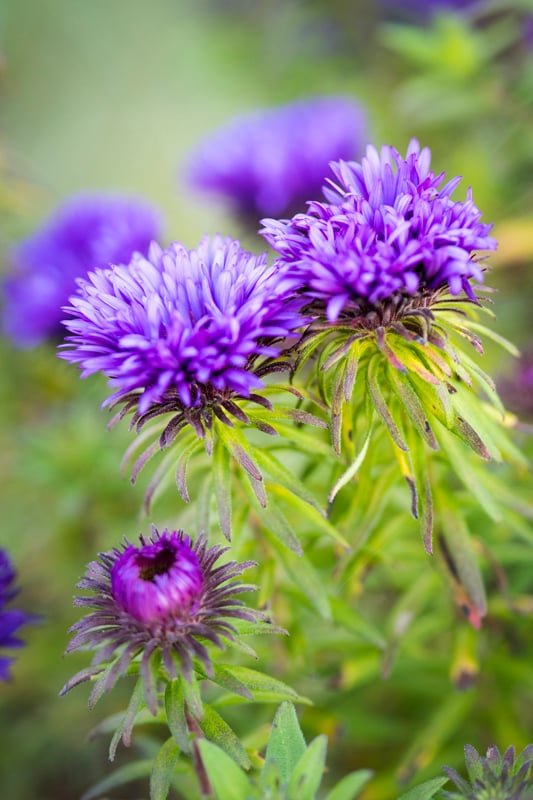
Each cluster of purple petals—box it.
[187,96,367,218]
[0,550,32,680]
[3,193,162,347]
[60,234,305,412]
[111,532,203,626]
[261,139,496,321]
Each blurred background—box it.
[0,0,532,798]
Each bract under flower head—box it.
[60,234,305,437]
[3,193,162,347]
[0,549,34,680]
[261,139,496,322]
[187,96,367,219]
[61,528,260,713]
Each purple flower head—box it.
[0,549,34,681]
[3,193,162,347]
[262,139,496,322]
[60,234,305,438]
[61,528,260,713]
[187,96,368,220]
[111,533,203,626]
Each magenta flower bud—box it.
[111,533,203,626]
[61,528,260,714]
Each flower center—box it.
[137,546,175,582]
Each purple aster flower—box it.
[0,549,34,680]
[60,234,305,442]
[262,139,496,323]
[186,96,368,220]
[61,528,260,713]
[2,193,162,347]
[498,348,533,421]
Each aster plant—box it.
[439,744,533,799]
[2,193,162,347]
[186,96,367,222]
[0,548,35,680]
[60,233,333,546]
[262,139,524,553]
[61,526,299,769]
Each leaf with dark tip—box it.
[367,357,408,451]
[389,370,439,450]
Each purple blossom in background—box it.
[61,528,260,712]
[498,348,533,420]
[2,194,162,347]
[60,235,305,426]
[378,0,478,21]
[186,96,368,219]
[0,549,33,680]
[261,139,496,322]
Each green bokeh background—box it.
[0,1,532,798]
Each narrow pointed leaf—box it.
[324,769,374,800]
[286,735,327,800]
[395,776,449,800]
[150,738,180,800]
[200,704,251,769]
[81,759,153,800]
[262,702,307,788]
[197,739,250,800]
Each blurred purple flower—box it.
[3,193,162,347]
[186,96,368,220]
[261,139,496,322]
[498,348,533,420]
[0,549,34,680]
[60,234,305,438]
[378,0,478,21]
[61,528,259,712]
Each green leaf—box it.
[81,759,153,800]
[220,665,308,705]
[329,596,386,649]
[197,739,250,800]
[165,679,189,753]
[435,421,502,522]
[268,482,350,548]
[261,702,307,788]
[205,663,254,701]
[150,738,180,800]
[438,505,487,626]
[367,356,408,451]
[389,369,439,451]
[109,677,145,760]
[324,769,374,800]
[286,735,327,800]
[200,704,251,769]
[266,530,331,619]
[329,425,373,503]
[395,776,449,800]
[213,436,232,539]
[253,446,324,512]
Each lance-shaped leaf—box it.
[197,739,250,800]
[150,738,181,800]
[286,735,328,800]
[200,704,251,769]
[261,702,307,788]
